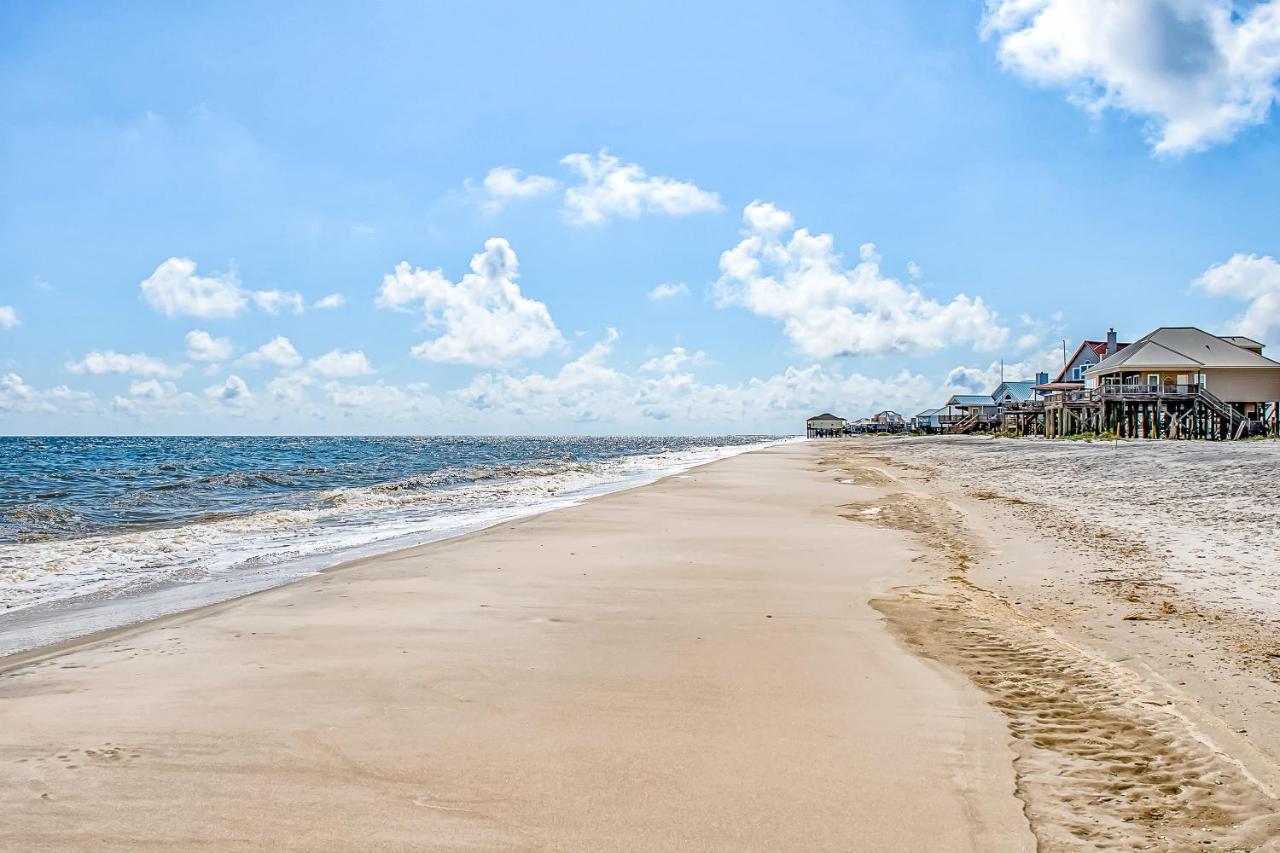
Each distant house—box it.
[912,408,944,432]
[1039,329,1131,391]
[805,413,846,438]
[945,393,998,418]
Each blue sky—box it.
[4,0,1280,434]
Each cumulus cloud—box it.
[642,346,706,373]
[314,293,345,310]
[0,306,19,329]
[324,380,437,413]
[1194,252,1280,342]
[204,374,252,406]
[251,289,305,315]
[982,0,1280,155]
[140,257,312,319]
[377,237,564,366]
[0,373,95,414]
[66,350,184,379]
[474,166,559,213]
[239,336,303,369]
[943,348,1065,395]
[308,349,374,377]
[185,330,233,362]
[714,201,1008,359]
[648,282,690,301]
[141,258,247,318]
[128,379,179,399]
[454,329,624,421]
[560,150,722,225]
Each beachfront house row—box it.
[806,413,846,438]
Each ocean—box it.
[0,435,783,652]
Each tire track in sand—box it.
[822,448,1280,851]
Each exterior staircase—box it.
[945,413,980,435]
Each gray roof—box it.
[946,394,996,406]
[1086,327,1280,375]
[806,413,844,422]
[915,407,942,417]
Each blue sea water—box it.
[0,435,781,627]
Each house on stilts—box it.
[1054,327,1280,439]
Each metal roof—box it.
[806,413,844,422]
[946,394,996,406]
[992,380,1036,401]
[1086,327,1280,374]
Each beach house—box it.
[1080,327,1280,438]
[805,413,846,438]
[941,394,999,433]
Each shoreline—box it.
[0,438,789,659]
[0,442,1034,851]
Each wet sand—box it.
[0,444,1031,852]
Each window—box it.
[1072,366,1083,380]
[1147,374,1159,388]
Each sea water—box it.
[0,435,784,652]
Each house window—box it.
[1072,366,1083,380]
[1147,374,1159,388]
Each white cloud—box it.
[185,329,233,362]
[314,293,346,310]
[239,336,303,369]
[377,237,565,366]
[140,257,307,319]
[560,150,722,225]
[906,261,922,280]
[454,329,624,421]
[1194,251,1280,342]
[0,306,19,329]
[140,258,247,318]
[66,350,184,379]
[251,289,305,315]
[475,166,559,213]
[308,349,374,378]
[128,379,179,399]
[648,282,690,301]
[204,374,252,406]
[0,373,95,414]
[324,380,437,412]
[943,348,1064,395]
[264,372,312,405]
[642,346,706,373]
[714,201,1008,359]
[982,0,1280,155]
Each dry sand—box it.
[0,444,1033,852]
[828,436,1280,850]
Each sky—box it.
[4,0,1280,435]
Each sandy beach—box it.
[6,438,1280,850]
[0,443,1032,852]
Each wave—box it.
[0,439,789,614]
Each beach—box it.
[3,439,1280,850]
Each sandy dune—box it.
[0,444,1031,852]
